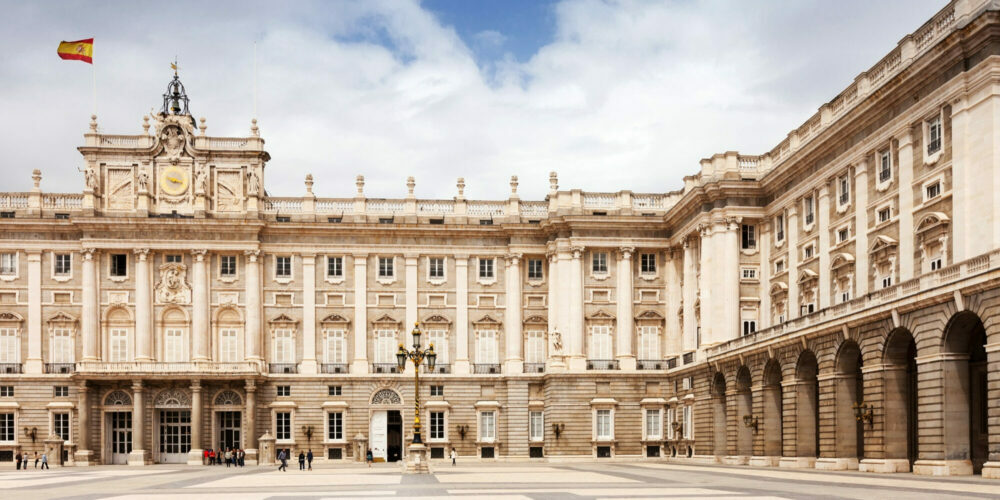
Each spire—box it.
[160,60,192,117]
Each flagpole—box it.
[253,40,258,118]
[91,50,97,118]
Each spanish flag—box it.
[57,38,94,64]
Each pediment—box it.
[797,269,818,284]
[320,313,350,324]
[523,315,548,325]
[472,314,502,326]
[0,311,23,323]
[268,313,298,325]
[831,252,855,270]
[916,212,950,234]
[422,314,451,325]
[635,310,665,320]
[586,309,615,321]
[371,314,400,325]
[869,235,898,254]
[769,282,789,295]
[47,311,77,324]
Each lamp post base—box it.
[403,443,431,474]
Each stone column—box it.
[568,246,585,371]
[81,249,99,361]
[245,250,262,361]
[897,129,915,281]
[616,247,635,369]
[664,247,682,356]
[25,251,42,373]
[187,380,203,464]
[245,380,259,465]
[405,255,418,347]
[191,250,209,361]
[854,163,869,296]
[504,254,523,373]
[351,254,369,374]
[817,185,831,309]
[759,222,772,329]
[301,254,317,374]
[74,383,94,465]
[128,380,149,465]
[698,224,714,345]
[454,255,470,374]
[723,218,740,343]
[546,253,564,370]
[786,207,800,319]
[134,249,152,361]
[556,248,573,360]
[682,238,697,352]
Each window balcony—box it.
[524,362,545,373]
[74,361,261,376]
[372,363,399,374]
[0,363,22,374]
[320,363,348,374]
[665,357,678,369]
[45,363,75,374]
[473,363,501,374]
[586,359,619,370]
[636,359,665,370]
[269,363,298,374]
[427,363,450,374]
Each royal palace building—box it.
[0,0,999,478]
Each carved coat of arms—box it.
[155,263,191,304]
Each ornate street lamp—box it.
[396,322,437,449]
[852,401,873,427]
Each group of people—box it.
[203,448,246,467]
[13,451,49,470]
[275,448,313,471]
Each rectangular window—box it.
[839,175,850,205]
[109,328,128,362]
[164,328,184,362]
[53,412,70,441]
[931,257,943,271]
[524,330,546,364]
[838,227,849,243]
[637,326,659,360]
[54,386,69,398]
[219,328,238,362]
[374,330,396,364]
[476,330,498,364]
[324,330,345,364]
[479,411,496,441]
[589,325,613,359]
[164,254,182,264]
[428,257,444,279]
[645,409,661,439]
[0,413,14,442]
[840,291,851,303]
[666,407,676,440]
[478,258,495,279]
[775,259,785,274]
[327,412,343,441]
[878,207,891,223]
[427,329,448,364]
[220,255,237,277]
[742,320,757,336]
[430,411,445,440]
[277,385,291,397]
[0,253,15,275]
[804,244,814,260]
[592,252,608,274]
[328,385,342,396]
[927,115,942,155]
[803,195,814,225]
[741,224,756,250]
[775,214,785,242]
[879,150,892,183]
[0,386,12,397]
[741,267,757,280]
[596,409,612,439]
[327,256,343,278]
[925,182,941,201]
[276,412,291,440]
[275,256,292,278]
[801,303,816,315]
[682,406,693,440]
[882,276,893,289]
[110,254,127,277]
[640,253,656,274]
[54,254,71,276]
[273,329,294,363]
[430,385,443,397]
[378,257,394,278]
[529,411,544,441]
[51,328,73,364]
[527,259,543,280]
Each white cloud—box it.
[474,30,507,48]
[0,0,945,201]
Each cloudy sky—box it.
[0,0,945,200]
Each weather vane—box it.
[170,57,179,76]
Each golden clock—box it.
[159,166,189,196]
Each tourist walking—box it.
[450,448,457,466]
[238,448,245,467]
[34,452,39,468]
[15,451,21,470]
[225,448,232,467]
[366,449,373,468]
[306,449,313,470]
[277,449,288,471]
[298,450,305,470]
[40,453,49,470]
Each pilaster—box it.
[897,129,915,281]
[187,380,204,464]
[568,246,585,371]
[191,249,209,361]
[351,254,369,374]
[245,250,262,361]
[504,254,523,374]
[854,163,870,296]
[817,184,831,309]
[301,254,317,374]
[454,255,470,374]
[787,207,800,319]
[616,247,635,370]
[128,380,150,465]
[81,248,99,361]
[25,250,42,373]
[682,237,697,352]
[133,248,152,361]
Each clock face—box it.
[159,166,189,196]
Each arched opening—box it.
[883,327,918,469]
[942,311,988,474]
[712,372,727,457]
[795,350,819,459]
[834,340,864,465]
[735,367,752,457]
[762,359,783,457]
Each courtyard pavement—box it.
[0,461,997,499]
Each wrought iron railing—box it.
[473,363,501,374]
[269,363,298,374]
[586,359,619,370]
[524,363,546,373]
[320,363,348,374]
[637,359,665,370]
[45,363,75,374]
[0,363,22,374]
[372,363,399,374]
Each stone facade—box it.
[0,0,997,478]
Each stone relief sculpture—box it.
[161,126,184,156]
[247,169,260,196]
[84,166,100,195]
[137,169,150,192]
[154,263,192,304]
[193,164,207,195]
[551,329,563,354]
